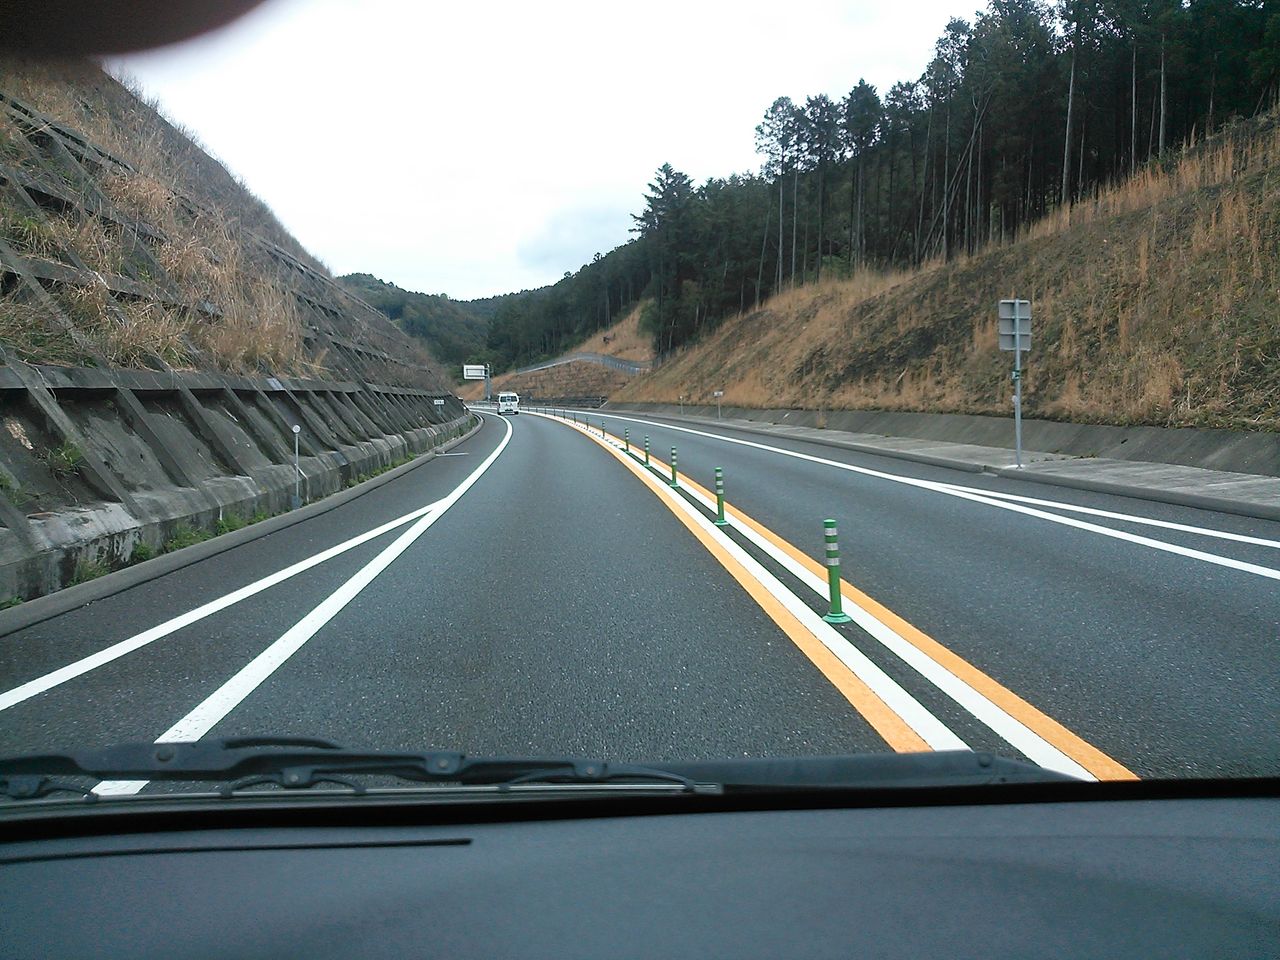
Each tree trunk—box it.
[857,155,865,267]
[942,97,951,259]
[756,197,770,309]
[848,157,857,267]
[1077,111,1086,201]
[815,164,824,281]
[1159,35,1167,155]
[790,168,799,286]
[777,176,784,290]
[1207,52,1217,134]
[1131,42,1137,174]
[1061,52,1075,207]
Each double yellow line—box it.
[544,412,1135,781]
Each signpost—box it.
[713,390,724,420]
[998,299,1032,469]
[462,363,491,401]
[433,398,445,407]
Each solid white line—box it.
[588,412,1280,581]
[0,501,443,714]
[96,415,513,796]
[533,412,967,752]
[935,483,1280,549]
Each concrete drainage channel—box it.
[0,361,473,605]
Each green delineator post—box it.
[624,429,630,453]
[714,467,728,526]
[644,436,650,466]
[669,447,680,487]
[822,519,852,624]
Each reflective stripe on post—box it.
[822,519,852,624]
[714,467,728,526]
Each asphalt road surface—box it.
[1,408,1277,787]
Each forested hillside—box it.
[482,0,1280,373]
[338,273,488,371]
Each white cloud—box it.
[114,0,970,299]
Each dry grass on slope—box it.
[622,113,1280,432]
[573,301,654,362]
[1,58,317,376]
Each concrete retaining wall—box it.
[605,403,1279,478]
[0,360,469,601]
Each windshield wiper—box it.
[0,740,1073,803]
[0,736,718,800]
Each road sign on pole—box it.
[713,390,724,420]
[997,299,1031,469]
[461,364,487,380]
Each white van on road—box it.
[497,392,520,415]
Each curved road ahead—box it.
[1,408,1277,785]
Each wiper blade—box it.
[0,737,718,800]
[659,751,1078,790]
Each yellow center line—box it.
[597,422,1136,782]
[547,416,928,753]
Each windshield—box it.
[1,1,1277,804]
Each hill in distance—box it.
[338,273,488,374]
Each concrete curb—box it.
[988,466,1280,522]
[0,414,484,638]
[603,411,1280,523]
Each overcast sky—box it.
[113,0,975,300]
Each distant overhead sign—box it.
[433,398,445,406]
[462,364,488,380]
[998,299,1032,351]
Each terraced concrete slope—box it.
[0,59,468,600]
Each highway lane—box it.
[1,404,1275,787]
[0,412,882,773]
[547,407,1280,779]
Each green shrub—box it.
[215,513,246,535]
[0,595,23,610]
[129,542,155,565]
[163,525,209,553]
[70,557,109,584]
[46,441,84,479]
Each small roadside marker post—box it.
[644,436,650,466]
[669,447,680,488]
[821,519,852,624]
[714,467,728,526]
[624,429,630,453]
[291,424,301,510]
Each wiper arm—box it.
[0,737,718,800]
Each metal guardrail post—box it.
[822,519,853,624]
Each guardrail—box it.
[513,352,655,376]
